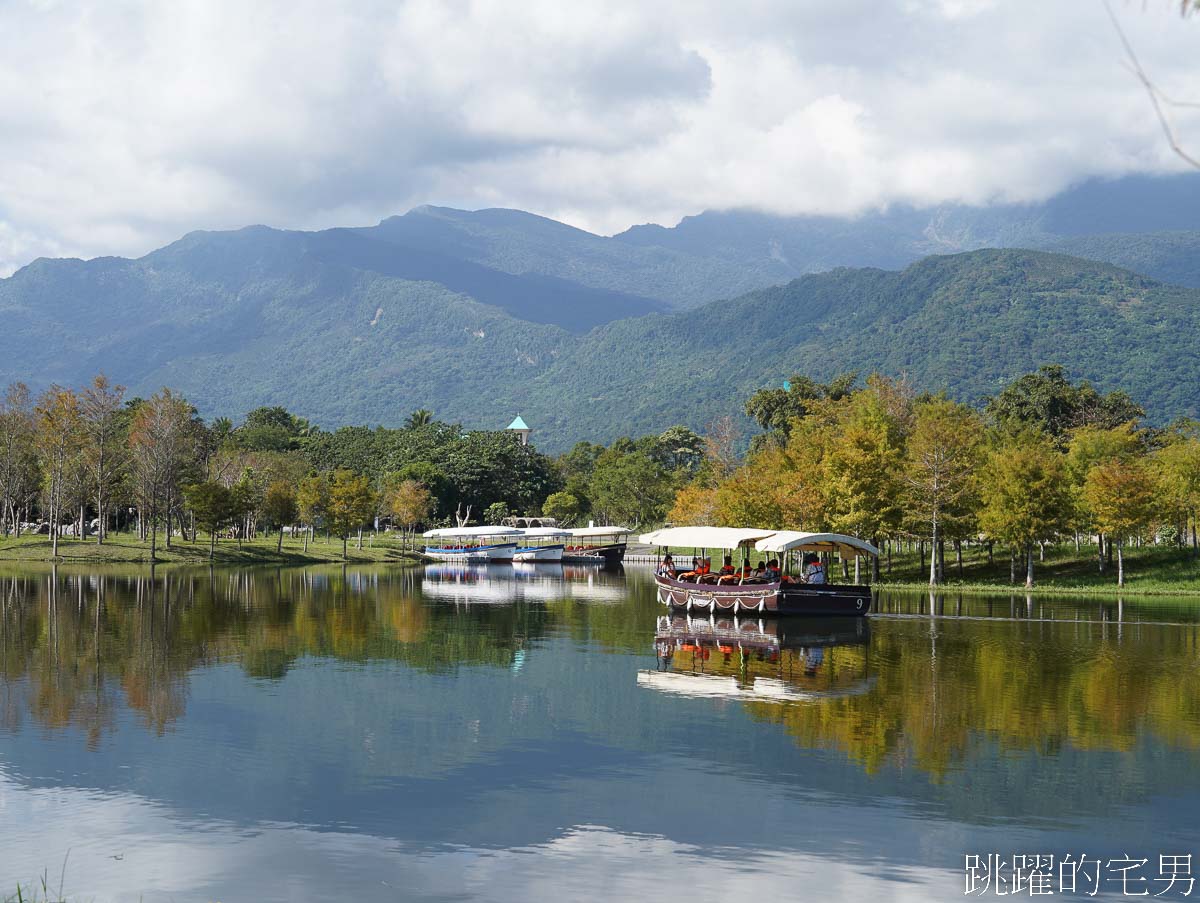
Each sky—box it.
[0,0,1197,275]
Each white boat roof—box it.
[422,525,521,538]
[640,526,776,549]
[570,526,632,538]
[754,531,880,557]
[521,527,571,538]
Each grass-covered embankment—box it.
[0,531,426,566]
[874,542,1200,596]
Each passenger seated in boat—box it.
[765,560,782,582]
[802,553,826,584]
[678,557,711,582]
[657,554,677,579]
[718,562,754,585]
[698,556,732,584]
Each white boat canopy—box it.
[640,526,777,550]
[570,526,632,538]
[423,526,521,539]
[754,531,880,558]
[521,527,571,538]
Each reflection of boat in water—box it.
[638,613,872,701]
[420,563,628,605]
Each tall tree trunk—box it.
[164,490,173,550]
[1009,548,1016,585]
[919,540,926,576]
[1117,540,1125,587]
[1025,544,1034,588]
[149,508,157,561]
[1098,534,1106,574]
[209,530,216,560]
[1106,535,1114,568]
[277,528,284,553]
[955,540,963,579]
[357,526,363,551]
[929,515,939,587]
[304,526,310,553]
[342,535,348,560]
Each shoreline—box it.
[873,580,1200,599]
[0,533,430,567]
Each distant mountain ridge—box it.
[4,172,1200,450]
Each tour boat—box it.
[639,526,878,617]
[513,527,569,562]
[421,526,520,561]
[561,526,631,564]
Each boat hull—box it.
[561,542,626,564]
[512,544,565,562]
[653,574,871,617]
[424,542,518,562]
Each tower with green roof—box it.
[507,414,531,446]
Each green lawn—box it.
[0,530,425,566]
[873,542,1200,596]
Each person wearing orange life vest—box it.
[764,560,782,582]
[678,557,711,582]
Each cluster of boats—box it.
[421,525,631,564]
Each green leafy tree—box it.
[589,448,674,527]
[541,491,582,525]
[744,372,858,444]
[979,432,1073,587]
[484,501,511,524]
[986,365,1145,442]
[904,399,983,586]
[1083,459,1158,587]
[327,469,377,558]
[406,409,434,429]
[34,386,84,557]
[296,472,331,552]
[261,480,299,552]
[1155,436,1200,556]
[184,481,235,559]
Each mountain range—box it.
[2,172,1199,451]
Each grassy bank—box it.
[0,530,426,566]
[872,543,1200,596]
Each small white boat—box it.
[422,526,520,561]
[513,527,569,562]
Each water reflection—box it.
[0,566,1198,901]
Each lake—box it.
[1,562,1199,901]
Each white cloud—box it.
[0,0,1197,273]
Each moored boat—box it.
[422,526,520,561]
[513,527,569,562]
[562,526,631,564]
[639,526,878,617]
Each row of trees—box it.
[666,366,1200,587]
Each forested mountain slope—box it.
[3,239,1197,451]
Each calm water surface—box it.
[1,563,1198,901]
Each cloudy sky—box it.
[0,0,1196,274]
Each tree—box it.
[128,389,198,558]
[388,480,433,545]
[296,472,331,552]
[406,409,434,429]
[327,469,376,558]
[986,365,1145,442]
[654,425,706,475]
[744,372,858,443]
[0,383,38,537]
[1066,422,1143,569]
[229,472,264,545]
[79,374,127,543]
[483,501,510,524]
[904,399,983,586]
[34,387,84,557]
[1083,459,1158,587]
[978,432,1074,587]
[261,481,299,552]
[668,483,719,526]
[824,378,910,579]
[702,415,742,482]
[1156,436,1200,556]
[588,448,674,527]
[541,490,582,525]
[184,481,235,559]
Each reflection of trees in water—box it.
[743,618,1200,777]
[0,566,552,744]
